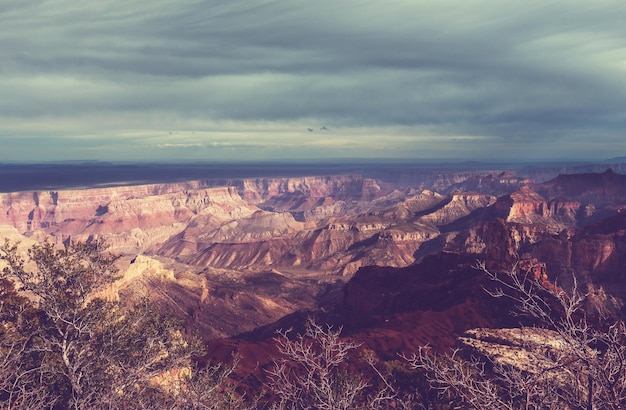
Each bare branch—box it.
[404,261,626,409]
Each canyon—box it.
[2,163,626,387]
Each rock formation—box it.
[2,168,626,346]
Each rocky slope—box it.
[156,188,497,275]
[199,169,626,385]
[4,165,626,403]
[2,168,626,345]
[1,174,452,338]
[88,253,330,339]
[0,182,254,251]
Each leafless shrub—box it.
[266,318,400,409]
[404,261,626,409]
[0,331,53,410]
[171,354,257,410]
[405,345,563,409]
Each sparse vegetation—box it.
[3,238,626,409]
[266,318,403,410]
[0,240,243,409]
[405,261,626,409]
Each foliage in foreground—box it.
[0,240,243,410]
[3,238,626,409]
[406,261,626,410]
[266,318,409,409]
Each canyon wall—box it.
[3,168,626,342]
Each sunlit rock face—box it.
[459,327,582,375]
[3,169,619,271]
[416,192,497,226]
[94,254,320,339]
[490,186,580,234]
[3,168,626,343]
[157,187,501,275]
[2,170,624,279]
[0,183,256,254]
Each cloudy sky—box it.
[1,0,626,162]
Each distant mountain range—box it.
[2,159,626,192]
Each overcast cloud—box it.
[1,0,626,162]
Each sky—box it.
[1,0,626,162]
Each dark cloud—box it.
[1,1,626,161]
